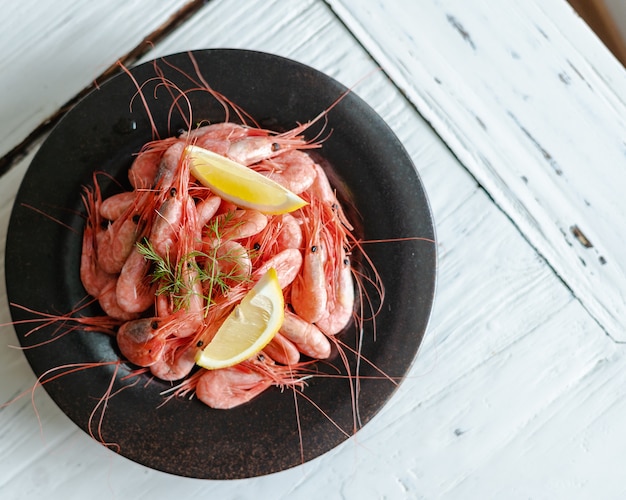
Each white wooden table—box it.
[2,1,626,498]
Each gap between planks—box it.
[0,0,206,180]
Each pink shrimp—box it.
[116,245,156,314]
[280,310,331,359]
[153,141,186,192]
[171,264,205,339]
[182,122,248,141]
[149,148,195,259]
[98,283,139,321]
[194,363,274,410]
[149,189,185,258]
[201,209,268,256]
[253,248,303,289]
[128,137,178,189]
[195,195,221,229]
[316,251,355,335]
[290,226,328,323]
[213,240,252,285]
[257,149,318,195]
[190,355,311,410]
[156,291,173,318]
[116,312,200,367]
[149,343,196,381]
[80,186,116,298]
[99,191,136,221]
[116,317,168,367]
[220,209,268,241]
[96,216,141,274]
[263,332,301,366]
[276,213,303,251]
[226,130,316,166]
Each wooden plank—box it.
[0,0,620,498]
[0,0,194,163]
[328,0,626,341]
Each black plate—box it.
[5,49,436,479]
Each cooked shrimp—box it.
[263,331,301,366]
[116,245,156,314]
[258,149,318,195]
[195,363,273,410]
[195,195,221,229]
[220,209,268,241]
[213,240,252,285]
[279,310,331,359]
[253,248,303,289]
[116,317,168,367]
[98,282,139,322]
[149,344,196,381]
[96,213,141,275]
[290,233,328,323]
[149,190,185,259]
[316,251,355,335]
[80,185,116,298]
[99,191,137,221]
[153,141,186,192]
[276,213,303,251]
[128,137,178,189]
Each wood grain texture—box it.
[0,0,192,162]
[0,0,623,498]
[329,0,626,342]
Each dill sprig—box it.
[135,211,256,314]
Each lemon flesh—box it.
[195,268,284,370]
[185,144,307,214]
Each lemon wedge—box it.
[185,144,307,214]
[195,268,284,370]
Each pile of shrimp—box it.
[81,119,361,410]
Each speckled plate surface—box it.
[5,49,436,479]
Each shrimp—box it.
[128,137,178,189]
[149,147,195,259]
[213,240,253,285]
[96,216,141,274]
[316,251,355,335]
[149,343,196,381]
[149,188,185,259]
[116,245,156,314]
[116,312,200,367]
[195,195,221,229]
[116,317,167,367]
[153,141,186,192]
[99,191,137,221]
[201,210,267,275]
[253,248,303,289]
[279,310,331,359]
[263,332,301,366]
[98,283,139,321]
[226,128,318,166]
[182,122,248,141]
[195,363,273,410]
[193,356,310,410]
[80,186,116,298]
[290,229,328,323]
[217,209,268,242]
[258,149,318,195]
[276,213,303,251]
[171,263,205,339]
